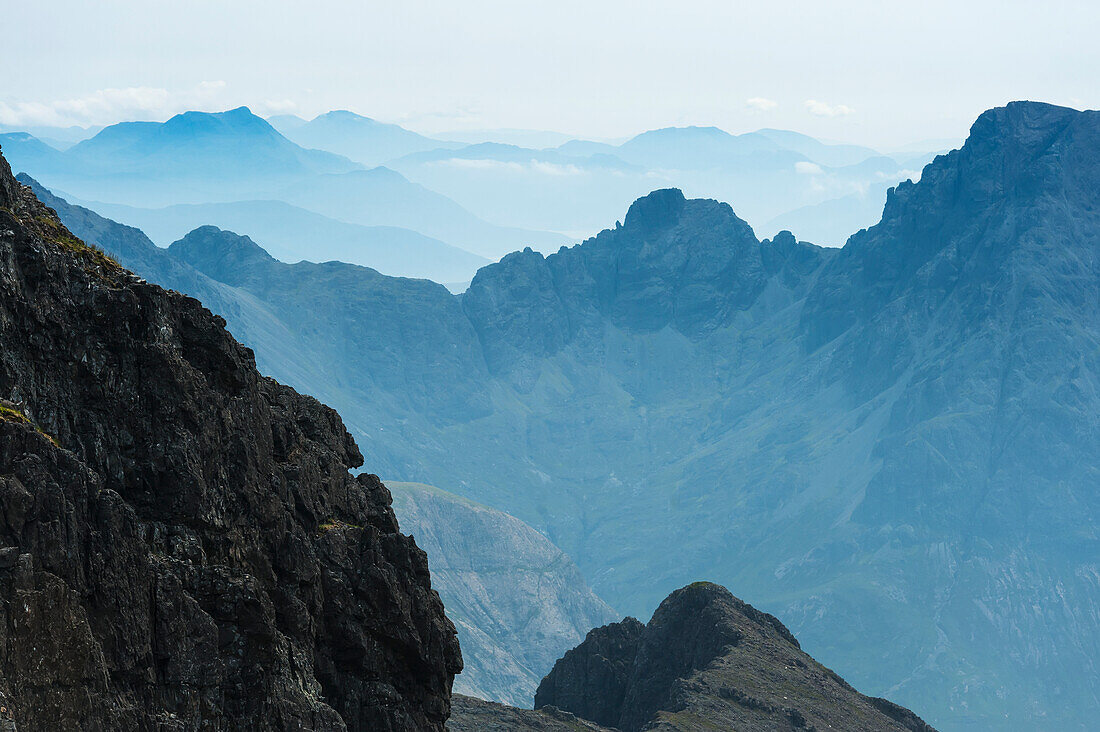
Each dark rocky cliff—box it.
[536,583,936,732]
[0,146,461,729]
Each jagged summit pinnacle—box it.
[622,187,687,230]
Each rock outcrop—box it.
[0,145,461,729]
[536,583,936,732]
[388,482,618,707]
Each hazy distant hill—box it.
[66,106,357,178]
[0,131,68,170]
[440,128,580,148]
[0,122,101,149]
[766,191,889,246]
[753,127,882,167]
[2,107,360,206]
[266,113,309,133]
[279,110,461,166]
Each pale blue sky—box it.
[3,0,1097,146]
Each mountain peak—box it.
[315,109,376,123]
[622,188,687,230]
[162,106,272,134]
[633,125,731,140]
[168,226,275,284]
[536,582,935,732]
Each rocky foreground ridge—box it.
[0,146,460,728]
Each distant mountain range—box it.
[1,107,568,268]
[1,106,942,273]
[384,123,933,243]
[27,101,1100,731]
[0,107,357,206]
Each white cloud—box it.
[745,97,778,112]
[0,82,232,128]
[804,99,855,117]
[795,161,824,175]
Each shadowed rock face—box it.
[536,583,936,732]
[533,617,646,728]
[0,146,461,729]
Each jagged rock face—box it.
[0,147,461,729]
[533,618,644,728]
[461,189,800,373]
[537,583,936,732]
[387,482,618,707]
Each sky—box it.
[3,0,1098,148]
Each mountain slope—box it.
[280,167,570,259]
[535,583,935,732]
[753,128,881,167]
[389,482,618,707]
[0,145,460,729]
